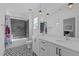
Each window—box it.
[33,17,39,29]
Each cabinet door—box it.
[32,37,39,55]
[60,47,79,56]
[49,43,58,56]
[61,50,74,56]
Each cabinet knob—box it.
[41,41,45,44]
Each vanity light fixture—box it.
[39,3,42,14]
[68,3,74,8]
[46,13,49,17]
[39,10,42,14]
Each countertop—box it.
[38,35,79,54]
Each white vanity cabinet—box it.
[39,39,61,56]
[39,39,50,56]
[57,46,79,56]
[39,39,79,56]
[32,37,39,55]
[33,38,79,56]
[49,43,60,56]
[49,43,79,56]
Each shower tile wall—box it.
[11,19,27,39]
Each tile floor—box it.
[4,44,36,56]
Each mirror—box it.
[33,17,39,29]
[40,22,47,34]
[63,17,75,37]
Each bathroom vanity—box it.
[32,17,79,56]
[32,36,79,56]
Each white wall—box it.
[0,8,5,56]
[0,4,29,55]
[1,3,79,55]
[32,3,79,39]
[47,3,79,38]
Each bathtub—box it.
[6,38,29,49]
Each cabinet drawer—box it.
[39,39,49,56]
[40,46,49,56]
[40,39,48,46]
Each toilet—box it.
[26,40,32,49]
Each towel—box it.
[5,25,12,48]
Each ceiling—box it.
[0,3,65,16]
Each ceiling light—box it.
[68,3,74,8]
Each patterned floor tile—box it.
[4,44,34,56]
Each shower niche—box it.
[63,17,75,37]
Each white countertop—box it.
[38,35,79,54]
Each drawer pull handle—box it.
[41,47,45,51]
[59,49,61,56]
[41,41,45,44]
[56,47,58,55]
[34,39,36,42]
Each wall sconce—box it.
[68,3,74,8]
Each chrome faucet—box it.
[65,35,69,40]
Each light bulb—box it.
[68,3,74,8]
[68,4,73,8]
[40,12,42,14]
